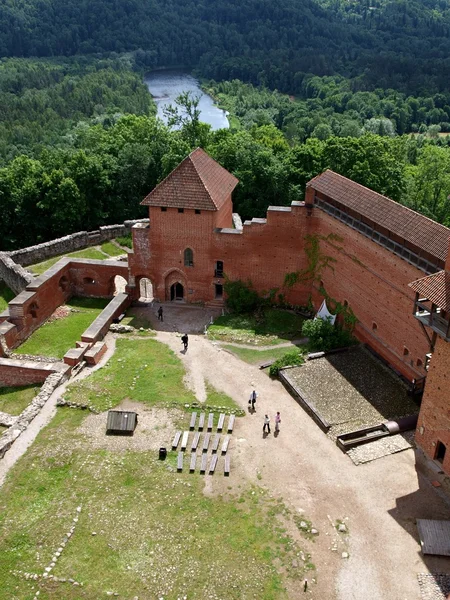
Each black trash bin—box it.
[159,447,167,460]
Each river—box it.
[144,70,229,130]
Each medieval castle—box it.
[0,148,449,489]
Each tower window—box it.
[178,208,184,214]
[372,322,378,331]
[403,347,409,356]
[184,248,194,267]
[435,441,446,464]
[195,209,201,215]
[161,207,167,212]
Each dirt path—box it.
[0,334,117,488]
[157,330,450,600]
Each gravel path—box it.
[157,330,450,600]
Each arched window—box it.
[184,248,194,267]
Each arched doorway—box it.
[114,275,127,296]
[139,277,153,302]
[170,282,184,301]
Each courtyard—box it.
[0,305,449,599]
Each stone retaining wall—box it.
[7,219,148,267]
[0,252,34,295]
[0,371,67,458]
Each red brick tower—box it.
[128,148,238,303]
[410,244,450,488]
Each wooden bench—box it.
[198,413,205,430]
[189,412,197,430]
[177,452,183,472]
[200,453,208,474]
[209,454,218,474]
[207,413,214,431]
[224,455,230,476]
[181,431,189,451]
[227,415,235,433]
[172,431,182,450]
[191,432,200,452]
[217,413,225,432]
[190,453,197,472]
[221,435,230,455]
[202,432,211,452]
[212,434,220,453]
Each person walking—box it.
[275,411,281,433]
[181,333,189,351]
[157,306,164,321]
[263,414,271,434]
[249,389,257,411]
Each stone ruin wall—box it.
[0,252,34,296]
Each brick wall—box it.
[416,336,450,475]
[0,358,66,387]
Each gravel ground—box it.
[286,346,419,430]
[346,431,415,465]
[417,573,450,599]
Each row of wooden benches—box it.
[177,451,230,476]
[173,431,230,454]
[189,412,235,433]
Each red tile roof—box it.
[307,170,450,263]
[141,148,238,211]
[409,270,450,312]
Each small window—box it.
[343,300,348,308]
[83,277,95,285]
[195,209,201,215]
[29,302,38,319]
[161,207,167,212]
[403,347,409,356]
[178,208,184,214]
[417,358,423,367]
[372,322,378,331]
[184,248,194,267]
[435,441,447,464]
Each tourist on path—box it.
[249,389,257,411]
[157,306,164,321]
[181,333,189,351]
[275,411,281,433]
[263,414,271,434]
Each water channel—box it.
[144,70,229,130]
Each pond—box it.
[144,70,229,130]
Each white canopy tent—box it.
[315,299,336,325]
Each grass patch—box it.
[0,385,40,415]
[223,343,305,365]
[0,281,14,312]
[65,337,197,412]
[205,382,241,412]
[30,248,108,275]
[100,241,125,257]
[121,307,155,332]
[0,409,304,599]
[208,309,305,346]
[115,234,133,249]
[15,297,108,358]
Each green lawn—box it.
[208,309,305,346]
[222,343,306,366]
[30,248,107,275]
[121,307,155,331]
[100,241,125,257]
[15,297,108,358]
[115,234,132,249]
[0,385,40,415]
[0,281,14,312]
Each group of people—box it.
[249,390,281,434]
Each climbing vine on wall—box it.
[284,233,341,288]
[318,286,358,331]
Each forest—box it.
[1,0,450,250]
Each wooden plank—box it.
[217,413,225,432]
[202,432,211,452]
[417,519,450,556]
[198,413,205,430]
[227,415,235,433]
[221,435,230,455]
[189,412,197,430]
[172,431,181,450]
[207,413,214,431]
[191,432,200,452]
[177,452,183,472]
[190,453,197,472]
[224,455,230,476]
[208,454,218,474]
[181,431,189,451]
[212,434,220,453]
[200,453,208,474]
